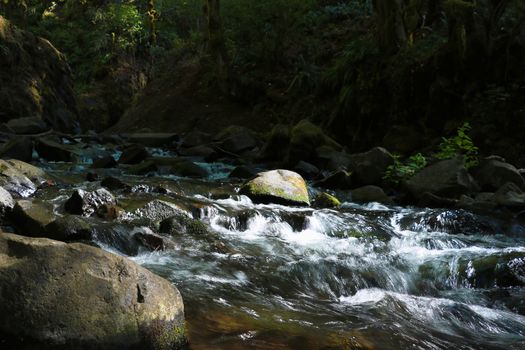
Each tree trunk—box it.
[206,0,230,94]
[372,0,408,54]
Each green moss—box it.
[142,319,188,350]
[313,192,341,208]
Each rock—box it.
[215,125,258,155]
[350,147,394,186]
[351,185,393,205]
[0,17,79,132]
[0,159,37,197]
[493,182,525,209]
[178,145,217,160]
[314,169,352,190]
[294,161,320,180]
[228,165,261,179]
[119,145,149,165]
[180,130,212,148]
[0,187,14,216]
[101,176,131,191]
[259,124,291,161]
[418,192,458,208]
[96,204,125,220]
[315,146,352,172]
[10,199,56,236]
[7,116,49,134]
[136,200,190,223]
[35,137,78,162]
[240,169,310,206]
[6,159,47,181]
[64,188,117,216]
[121,133,179,147]
[312,192,341,208]
[127,160,158,175]
[159,214,209,236]
[44,215,94,241]
[91,155,117,169]
[0,137,33,162]
[0,232,186,349]
[471,156,525,191]
[288,120,341,165]
[133,227,176,251]
[406,158,478,199]
[169,158,209,178]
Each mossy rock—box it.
[159,214,209,236]
[312,192,341,208]
[240,169,310,206]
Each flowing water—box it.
[37,150,525,350]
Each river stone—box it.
[35,137,78,162]
[136,200,191,224]
[351,185,393,205]
[159,214,209,236]
[44,215,94,241]
[349,147,394,186]
[10,199,56,236]
[91,155,118,169]
[0,232,186,349]
[7,159,48,181]
[169,158,209,178]
[0,137,33,162]
[240,169,310,206]
[119,145,149,165]
[133,227,176,251]
[406,158,478,199]
[101,176,132,191]
[0,187,14,215]
[0,159,37,197]
[471,156,525,191]
[312,192,341,208]
[314,169,352,190]
[64,188,117,217]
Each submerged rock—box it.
[0,233,186,349]
[64,188,116,216]
[240,169,310,206]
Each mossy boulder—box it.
[312,192,341,208]
[240,169,310,206]
[0,232,186,349]
[288,120,341,165]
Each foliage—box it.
[434,122,479,168]
[384,153,427,183]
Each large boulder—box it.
[64,188,117,217]
[0,233,186,349]
[351,185,393,205]
[406,158,478,199]
[0,137,34,162]
[0,16,79,132]
[349,147,394,186]
[35,137,79,162]
[10,199,56,236]
[6,116,49,135]
[471,156,525,191]
[119,145,149,165]
[44,215,94,241]
[215,125,258,155]
[258,124,291,161]
[0,159,37,197]
[0,187,14,216]
[136,200,190,224]
[240,169,310,206]
[287,120,341,165]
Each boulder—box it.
[314,169,352,190]
[44,215,94,241]
[351,185,393,205]
[0,233,186,349]
[6,159,47,181]
[91,155,118,169]
[96,204,125,220]
[0,137,33,162]
[228,165,261,179]
[315,146,352,172]
[159,214,209,236]
[294,161,320,180]
[169,159,208,178]
[258,124,290,161]
[6,116,49,134]
[215,125,258,155]
[349,147,394,186]
[406,158,478,199]
[288,120,341,165]
[493,182,525,209]
[312,192,341,208]
[127,160,158,175]
[119,145,149,165]
[121,133,179,148]
[64,188,116,217]
[101,176,131,191]
[180,131,212,148]
[132,227,176,251]
[0,159,37,197]
[10,199,56,236]
[177,145,217,160]
[471,156,525,191]
[240,169,310,206]
[136,200,190,224]
[35,138,78,162]
[0,187,14,216]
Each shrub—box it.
[434,122,478,168]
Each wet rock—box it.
[169,158,209,178]
[136,200,190,223]
[64,188,117,216]
[418,192,458,208]
[315,146,352,172]
[127,160,158,175]
[493,182,525,209]
[45,215,94,241]
[91,155,117,169]
[0,232,186,349]
[312,192,341,208]
[101,176,131,191]
[215,125,258,155]
[350,147,394,186]
[0,137,33,162]
[288,120,341,165]
[159,214,209,236]
[7,116,49,134]
[314,169,352,190]
[6,159,47,182]
[118,145,149,164]
[294,161,320,180]
[240,169,310,206]
[133,227,176,251]
[471,156,525,191]
[0,159,37,197]
[96,204,125,220]
[121,133,179,147]
[10,199,56,236]
[351,185,393,205]
[0,187,15,216]
[35,137,77,162]
[406,158,478,199]
[228,165,260,179]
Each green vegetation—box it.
[434,122,479,168]
[384,153,427,184]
